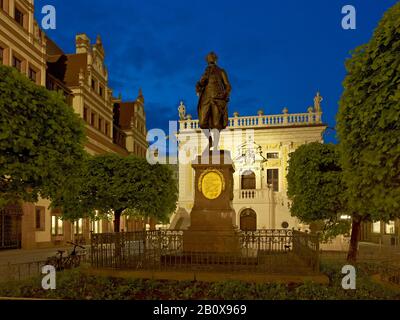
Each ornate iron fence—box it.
[91,229,320,274]
[0,261,47,283]
[292,230,320,272]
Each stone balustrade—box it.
[235,189,268,201]
[179,110,322,131]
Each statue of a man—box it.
[314,91,323,113]
[196,52,231,149]
[178,101,186,120]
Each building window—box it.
[0,0,3,11]
[91,220,102,234]
[91,79,96,91]
[91,112,96,127]
[267,169,279,192]
[0,47,3,64]
[385,221,395,235]
[28,68,37,82]
[281,221,289,229]
[372,221,381,234]
[12,56,22,71]
[35,206,45,231]
[14,7,24,27]
[267,152,279,159]
[98,117,103,132]
[74,219,83,235]
[83,106,88,122]
[99,85,104,97]
[51,215,64,236]
[241,170,256,190]
[105,122,110,136]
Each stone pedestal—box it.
[183,150,240,254]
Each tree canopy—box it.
[52,154,178,232]
[287,142,350,239]
[337,2,400,262]
[337,1,400,221]
[0,64,86,207]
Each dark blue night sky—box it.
[36,0,398,144]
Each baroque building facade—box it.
[171,101,326,232]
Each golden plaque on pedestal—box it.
[198,169,225,200]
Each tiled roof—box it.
[118,102,136,129]
[63,53,87,86]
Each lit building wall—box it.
[173,104,327,232]
[0,0,46,85]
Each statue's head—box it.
[206,52,218,65]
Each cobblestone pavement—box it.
[0,245,90,266]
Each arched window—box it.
[241,170,256,189]
[240,209,257,231]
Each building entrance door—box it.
[0,204,22,250]
[240,209,257,231]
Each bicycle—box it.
[46,241,86,271]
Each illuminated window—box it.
[74,219,83,235]
[267,169,279,192]
[91,220,102,234]
[12,56,21,71]
[51,215,64,236]
[372,221,381,234]
[385,221,395,235]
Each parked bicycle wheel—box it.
[70,255,81,268]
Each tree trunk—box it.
[113,209,123,233]
[347,215,362,263]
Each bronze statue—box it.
[196,52,231,150]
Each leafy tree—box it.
[0,64,85,207]
[52,154,178,232]
[337,2,400,262]
[287,142,350,240]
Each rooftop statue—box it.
[314,91,323,113]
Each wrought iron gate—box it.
[0,204,22,250]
